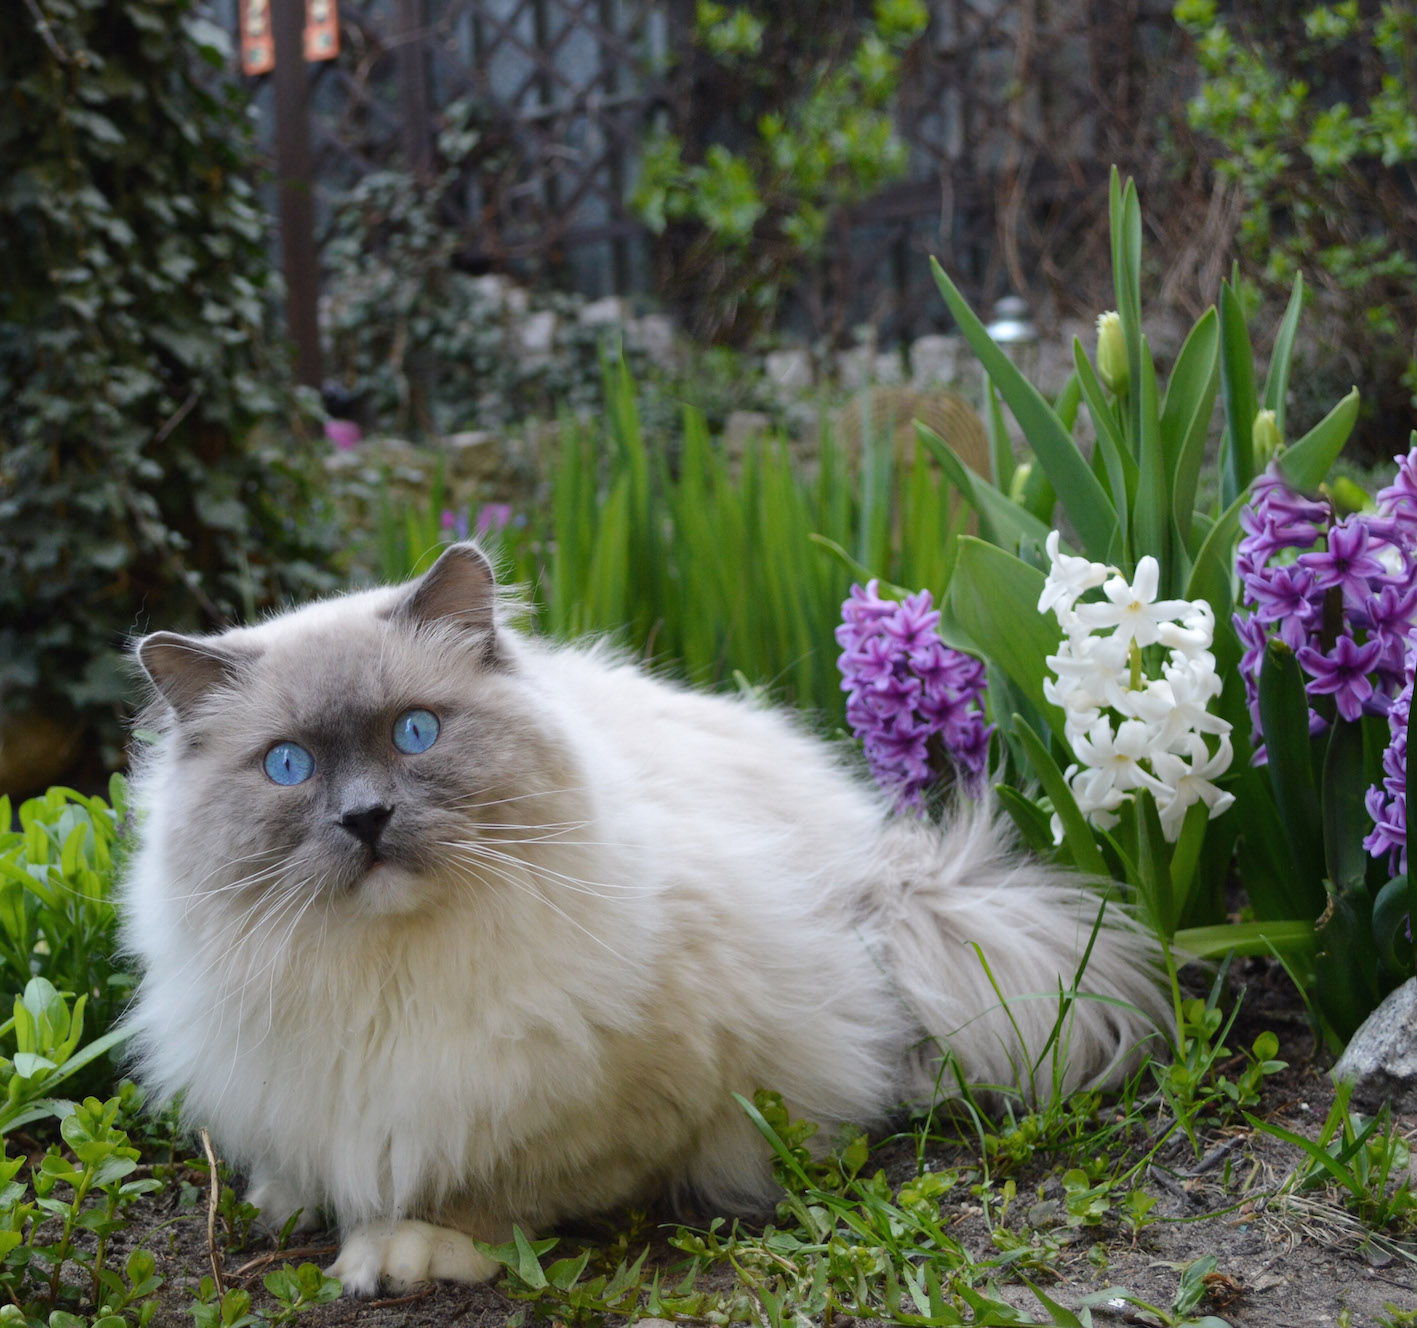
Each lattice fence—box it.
[218,0,1185,357]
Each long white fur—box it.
[121,562,1166,1294]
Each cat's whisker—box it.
[440,852,635,966]
[436,839,658,898]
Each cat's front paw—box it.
[328,1220,499,1296]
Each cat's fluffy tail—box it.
[862,801,1170,1103]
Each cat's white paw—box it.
[328,1219,499,1296]
[245,1176,321,1236]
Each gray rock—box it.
[909,333,961,390]
[627,313,678,367]
[765,347,813,392]
[579,295,630,326]
[1331,977,1417,1112]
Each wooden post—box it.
[394,0,433,179]
[272,0,322,388]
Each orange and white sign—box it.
[240,0,340,76]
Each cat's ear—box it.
[137,632,254,719]
[395,542,498,647]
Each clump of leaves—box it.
[1175,0,1417,448]
[1,0,338,775]
[632,0,928,341]
[322,99,649,439]
[0,781,130,1044]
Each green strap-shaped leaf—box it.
[948,537,1065,730]
[914,423,1052,554]
[1073,338,1134,558]
[1173,920,1315,959]
[1372,874,1411,976]
[1322,719,1369,893]
[1012,716,1109,879]
[995,785,1056,858]
[1218,279,1258,509]
[1276,386,1360,491]
[984,378,1015,492]
[1133,336,1171,586]
[1257,639,1325,906]
[1161,307,1220,547]
[1264,273,1305,433]
[931,257,1118,559]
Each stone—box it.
[909,333,961,390]
[516,310,558,366]
[1331,977,1417,1112]
[722,410,772,456]
[836,344,875,390]
[627,313,678,367]
[765,347,813,392]
[579,295,630,326]
[468,274,512,309]
[443,430,505,481]
[874,348,905,385]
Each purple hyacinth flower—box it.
[1296,633,1384,721]
[1297,518,1391,608]
[837,581,992,809]
[1365,645,1414,875]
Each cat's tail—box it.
[862,800,1171,1104]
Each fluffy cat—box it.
[121,542,1165,1296]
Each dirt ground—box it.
[115,964,1417,1328]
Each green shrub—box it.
[0,0,338,774]
[1175,0,1417,450]
[631,0,928,342]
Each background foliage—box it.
[1176,0,1417,451]
[0,0,337,771]
[631,0,929,343]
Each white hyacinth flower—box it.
[1150,733,1237,841]
[1040,532,1233,844]
[1072,556,1196,648]
[1038,530,1112,629]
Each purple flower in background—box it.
[837,581,992,810]
[323,418,363,450]
[440,508,472,541]
[476,503,514,537]
[1365,644,1413,875]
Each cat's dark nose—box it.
[338,803,394,849]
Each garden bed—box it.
[92,964,1416,1328]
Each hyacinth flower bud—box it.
[1095,311,1128,396]
[1252,408,1283,465]
[1008,462,1032,504]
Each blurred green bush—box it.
[0,0,338,784]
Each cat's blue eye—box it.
[393,708,440,755]
[264,742,314,786]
